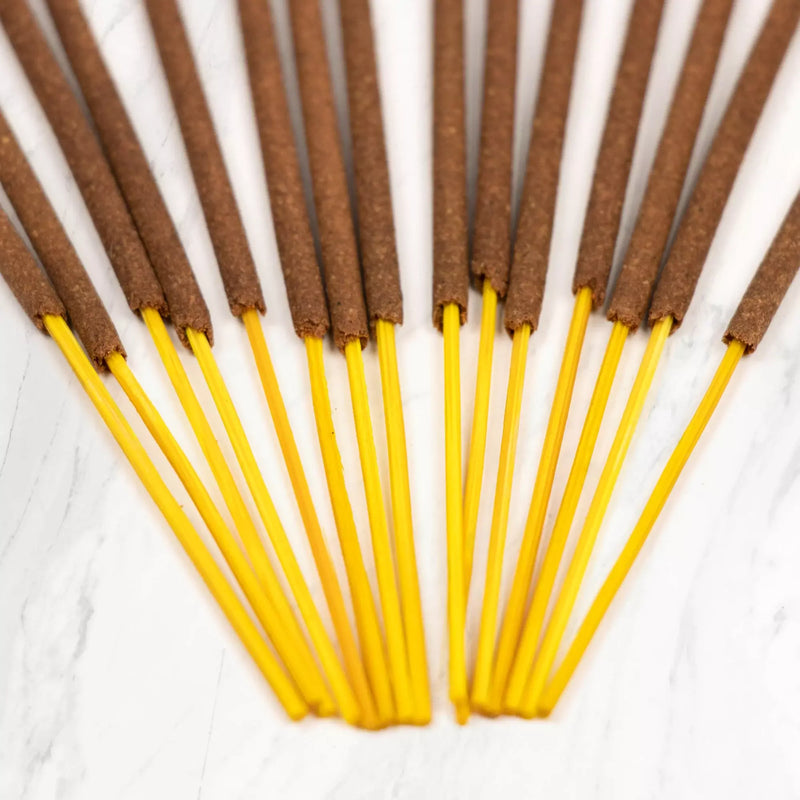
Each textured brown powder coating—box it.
[45,0,212,347]
[724,192,800,352]
[340,0,403,328]
[572,0,666,308]
[504,0,582,334]
[238,0,329,340]
[288,0,368,350]
[608,0,734,331]
[471,0,518,299]
[433,0,469,329]
[649,0,800,330]
[144,0,265,318]
[0,0,166,317]
[0,207,65,331]
[0,112,124,369]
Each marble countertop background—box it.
[2,0,800,797]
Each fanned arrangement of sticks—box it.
[0,0,798,728]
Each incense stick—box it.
[443,304,468,723]
[539,188,800,713]
[471,0,584,713]
[463,0,519,597]
[501,0,735,710]
[433,0,470,724]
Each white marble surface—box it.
[2,0,800,797]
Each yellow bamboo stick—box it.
[140,311,322,696]
[470,322,530,711]
[106,351,332,713]
[241,310,380,728]
[538,340,745,716]
[463,282,498,593]
[515,316,673,716]
[345,339,415,722]
[443,302,469,723]
[474,287,592,711]
[186,327,361,726]
[375,319,431,723]
[492,320,628,709]
[43,315,307,720]
[304,336,395,726]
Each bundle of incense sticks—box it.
[507,0,800,718]
[471,0,584,715]
[0,0,798,730]
[0,171,308,720]
[475,0,668,715]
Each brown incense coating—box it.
[724,192,800,352]
[0,208,65,331]
[608,0,734,332]
[0,112,124,369]
[572,0,666,308]
[471,0,518,299]
[340,0,403,328]
[45,0,212,347]
[238,0,329,341]
[144,0,265,318]
[649,0,800,330]
[432,0,469,329]
[504,0,582,334]
[0,0,167,317]
[288,0,368,350]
